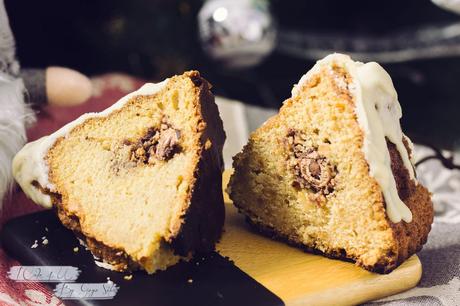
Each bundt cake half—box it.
[13,71,226,273]
[228,54,433,274]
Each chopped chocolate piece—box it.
[130,121,181,164]
[286,129,336,195]
[308,160,321,178]
[122,139,132,146]
[155,128,180,160]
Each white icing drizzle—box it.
[12,80,168,208]
[403,133,416,164]
[293,54,417,223]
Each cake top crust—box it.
[12,80,168,208]
[293,53,416,223]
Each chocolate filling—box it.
[286,129,336,196]
[131,120,181,164]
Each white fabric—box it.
[0,0,35,209]
[0,75,34,209]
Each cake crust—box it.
[168,72,226,256]
[384,141,433,273]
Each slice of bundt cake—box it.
[13,71,226,273]
[228,54,433,273]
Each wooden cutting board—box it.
[217,170,422,306]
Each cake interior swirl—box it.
[13,71,226,273]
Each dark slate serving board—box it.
[1,210,283,306]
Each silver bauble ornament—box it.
[198,0,277,69]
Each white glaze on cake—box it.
[293,54,416,223]
[12,80,168,209]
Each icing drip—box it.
[352,62,414,223]
[293,54,416,223]
[12,81,168,208]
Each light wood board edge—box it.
[288,255,421,306]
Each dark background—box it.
[5,0,460,149]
